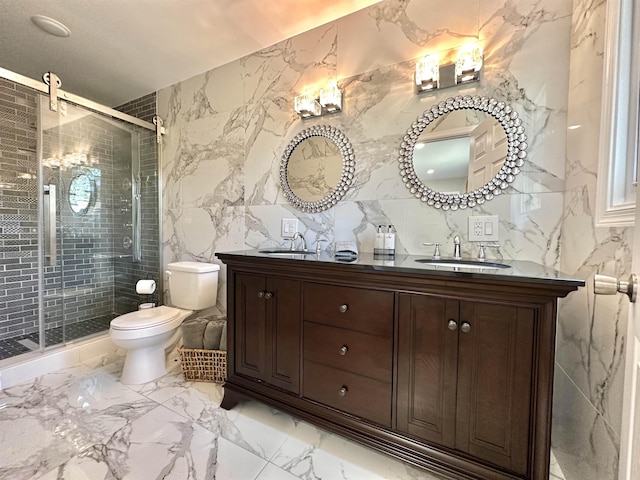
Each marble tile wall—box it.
[157,0,623,477]
[555,0,630,479]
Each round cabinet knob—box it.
[264,292,273,299]
[339,345,348,356]
[339,386,348,397]
[447,320,458,331]
[338,304,348,313]
[461,322,471,333]
[257,291,264,298]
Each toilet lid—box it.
[111,305,181,330]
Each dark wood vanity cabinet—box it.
[397,294,534,476]
[218,253,582,480]
[234,273,301,393]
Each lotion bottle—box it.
[374,225,384,257]
[384,225,396,257]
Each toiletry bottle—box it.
[384,225,396,257]
[374,225,384,256]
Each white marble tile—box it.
[0,368,156,479]
[337,0,479,80]
[552,366,620,480]
[245,204,335,251]
[255,462,302,480]
[479,0,572,41]
[271,421,446,480]
[164,389,297,462]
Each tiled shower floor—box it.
[0,315,112,360]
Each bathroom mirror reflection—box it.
[413,110,507,194]
[68,173,95,215]
[399,95,527,210]
[287,136,343,202]
[281,125,356,213]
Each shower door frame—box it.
[0,66,164,353]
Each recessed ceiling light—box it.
[31,15,71,38]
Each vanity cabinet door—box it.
[235,273,301,394]
[397,294,535,475]
[456,302,534,475]
[397,294,459,447]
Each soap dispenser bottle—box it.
[384,225,396,258]
[374,225,384,257]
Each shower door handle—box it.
[43,184,57,266]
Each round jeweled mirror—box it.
[280,125,355,212]
[68,173,95,215]
[398,95,527,210]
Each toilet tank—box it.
[166,261,220,310]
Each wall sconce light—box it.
[415,54,440,92]
[295,82,343,118]
[415,44,483,93]
[319,82,342,113]
[294,93,321,118]
[455,44,483,84]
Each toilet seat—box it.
[111,305,182,331]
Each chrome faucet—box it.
[477,242,500,261]
[453,235,462,260]
[290,232,307,251]
[315,237,328,255]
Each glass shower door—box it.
[39,97,160,349]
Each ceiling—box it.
[0,0,382,108]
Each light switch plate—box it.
[468,215,499,242]
[281,218,298,238]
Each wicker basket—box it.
[178,347,227,383]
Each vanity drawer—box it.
[303,360,391,427]
[304,322,392,382]
[303,283,393,337]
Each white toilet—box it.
[110,261,220,384]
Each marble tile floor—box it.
[0,353,567,480]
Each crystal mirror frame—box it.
[398,95,528,210]
[280,125,356,213]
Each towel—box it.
[219,322,228,351]
[334,241,358,260]
[203,318,226,350]
[181,317,208,349]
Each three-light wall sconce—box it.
[294,81,342,118]
[415,44,483,93]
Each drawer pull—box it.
[257,291,264,298]
[339,345,348,356]
[447,320,458,331]
[339,304,349,313]
[264,292,273,299]
[461,322,471,333]
[339,386,348,397]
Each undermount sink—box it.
[415,258,511,269]
[259,249,315,255]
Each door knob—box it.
[594,274,637,302]
[257,291,264,298]
[339,304,348,313]
[447,320,458,331]
[264,292,273,299]
[461,322,472,333]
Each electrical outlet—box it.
[281,218,298,238]
[468,215,499,242]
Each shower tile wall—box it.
[114,93,160,313]
[0,78,38,340]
